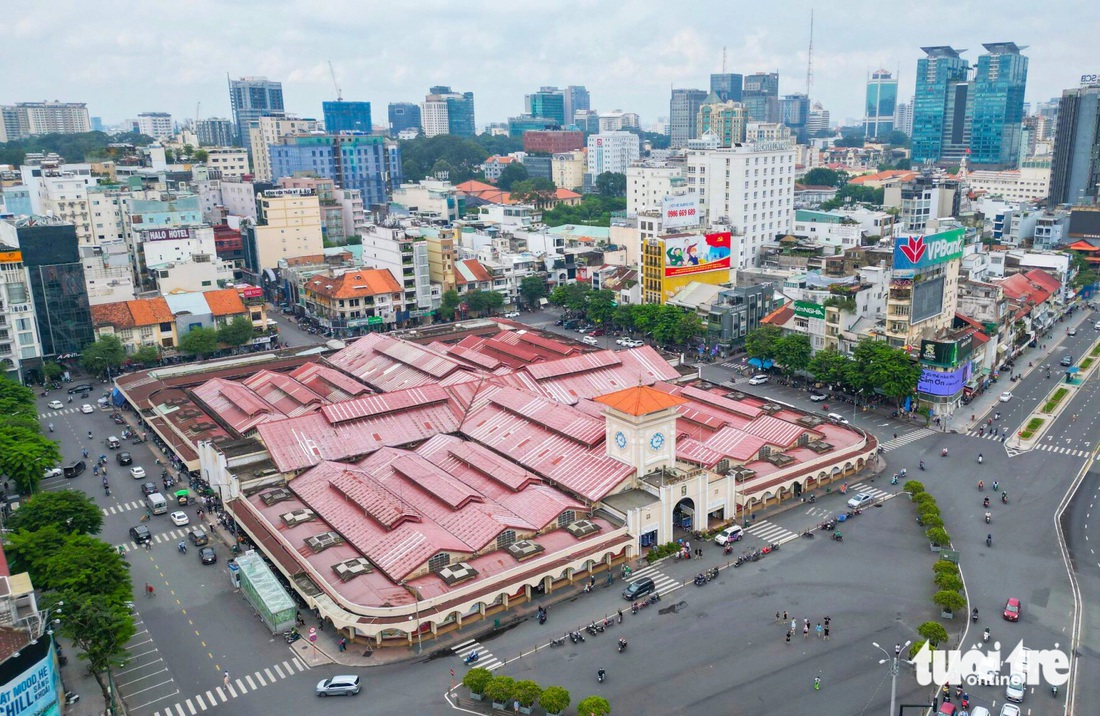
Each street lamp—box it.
[873,640,909,716]
[400,581,423,654]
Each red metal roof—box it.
[743,414,808,447]
[326,334,471,392]
[190,378,282,435]
[518,346,680,404]
[288,362,373,402]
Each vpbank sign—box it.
[893,228,965,276]
[912,640,1070,688]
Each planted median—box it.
[1020,417,1044,439]
[1040,387,1069,414]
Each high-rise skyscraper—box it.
[894,100,914,137]
[421,87,475,137]
[15,219,93,357]
[670,89,708,147]
[697,94,746,147]
[969,43,1028,167]
[0,102,91,141]
[323,101,372,134]
[780,93,810,139]
[743,73,780,123]
[710,74,744,103]
[228,77,284,153]
[269,135,399,207]
[864,70,898,138]
[564,86,590,125]
[388,103,421,136]
[136,112,174,138]
[1050,82,1100,205]
[911,47,971,165]
[196,118,236,147]
[525,87,566,125]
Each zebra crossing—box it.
[877,428,937,451]
[965,429,1010,441]
[104,499,147,516]
[847,481,892,501]
[1034,443,1091,458]
[116,526,197,552]
[622,563,680,595]
[453,639,505,672]
[743,519,799,545]
[146,657,310,716]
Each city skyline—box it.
[1,0,1090,133]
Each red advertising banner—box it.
[663,232,732,277]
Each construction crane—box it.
[328,61,342,101]
[195,101,201,129]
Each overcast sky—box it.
[3,0,1093,131]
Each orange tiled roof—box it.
[593,385,688,416]
[1066,240,1099,252]
[90,301,136,329]
[128,297,173,325]
[847,170,918,186]
[306,269,402,300]
[761,304,794,326]
[203,288,247,316]
[455,259,492,285]
[554,188,582,200]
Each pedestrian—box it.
[895,643,901,657]
[816,622,823,638]
[813,676,820,690]
[785,630,791,644]
[776,611,781,623]
[791,618,796,633]
[823,626,829,640]
[783,610,788,622]
[144,540,151,551]
[803,624,809,639]
[804,618,810,630]
[224,671,230,687]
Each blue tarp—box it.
[111,388,125,407]
[748,358,774,369]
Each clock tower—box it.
[594,385,686,477]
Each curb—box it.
[1014,332,1100,451]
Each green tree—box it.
[483,675,515,705]
[0,425,62,494]
[81,335,126,377]
[595,171,627,197]
[630,303,662,336]
[541,194,626,227]
[834,132,865,148]
[42,361,64,381]
[513,680,542,708]
[611,304,636,331]
[539,686,571,714]
[510,178,557,208]
[863,343,921,405]
[576,695,612,716]
[651,305,684,344]
[744,325,783,361]
[934,572,963,593]
[548,283,590,313]
[0,130,157,166]
[192,148,208,162]
[178,326,219,358]
[399,135,490,183]
[886,130,910,147]
[483,291,504,314]
[439,289,460,320]
[926,527,951,547]
[808,349,850,387]
[773,333,813,375]
[821,184,885,210]
[518,276,546,309]
[672,309,706,345]
[917,621,950,646]
[0,377,38,425]
[130,345,161,365]
[933,590,966,614]
[801,167,847,187]
[462,667,492,696]
[585,289,617,325]
[56,595,136,710]
[216,315,256,350]
[496,162,529,191]
[43,534,132,602]
[473,133,525,155]
[7,491,103,535]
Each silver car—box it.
[316,674,361,697]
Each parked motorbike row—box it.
[732,542,780,567]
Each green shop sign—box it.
[794,301,826,320]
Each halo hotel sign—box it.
[892,228,965,278]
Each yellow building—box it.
[424,228,457,293]
[641,231,732,304]
[696,96,746,148]
[90,297,179,352]
[250,189,325,273]
[552,150,586,191]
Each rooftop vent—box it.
[332,557,372,582]
[259,488,293,505]
[565,519,601,539]
[436,562,478,586]
[506,540,545,562]
[305,531,345,553]
[280,508,316,527]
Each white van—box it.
[146,493,168,515]
[827,413,850,425]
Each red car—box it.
[1003,597,1021,622]
[589,329,605,337]
[935,703,955,716]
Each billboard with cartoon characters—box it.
[663,232,731,277]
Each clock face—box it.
[614,431,627,450]
[650,432,665,450]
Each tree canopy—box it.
[0,425,62,494]
[216,315,255,349]
[744,325,783,361]
[800,167,848,187]
[0,377,39,425]
[820,184,885,210]
[399,135,490,183]
[541,195,626,227]
[439,289,461,320]
[7,491,103,536]
[129,345,161,366]
[178,326,219,358]
[773,333,813,375]
[510,177,557,208]
[82,335,126,377]
[518,276,546,309]
[595,171,626,197]
[495,162,529,191]
[0,131,156,166]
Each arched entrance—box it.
[673,497,695,532]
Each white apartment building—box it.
[746,122,793,143]
[626,164,685,215]
[0,102,90,141]
[587,131,641,176]
[336,189,367,237]
[965,160,1051,204]
[598,111,641,132]
[247,115,322,181]
[20,159,97,244]
[359,225,433,312]
[250,190,325,272]
[205,148,249,178]
[686,141,797,269]
[420,100,450,138]
[391,180,461,222]
[88,186,129,243]
[82,243,137,305]
[137,112,173,138]
[0,229,43,380]
[791,210,863,251]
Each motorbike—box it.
[983,497,990,508]
[832,531,843,542]
[983,628,990,643]
[891,474,899,485]
[733,557,743,567]
[537,611,546,625]
[801,530,815,539]
[985,512,991,524]
[693,574,707,586]
[617,639,628,653]
[284,629,300,644]
[1001,492,1008,504]
[723,543,734,556]
[597,669,605,684]
[986,534,992,547]
[463,650,480,665]
[972,608,979,622]
[820,519,837,531]
[569,631,585,644]
[550,636,566,647]
[808,493,816,503]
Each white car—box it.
[43,467,63,479]
[747,375,768,385]
[999,392,1012,402]
[809,393,828,402]
[81,403,95,413]
[999,703,1021,716]
[47,400,63,410]
[616,338,629,346]
[713,525,744,545]
[1005,671,1025,702]
[847,493,874,509]
[169,511,190,527]
[130,466,146,479]
[625,340,644,348]
[581,336,599,346]
[503,311,520,318]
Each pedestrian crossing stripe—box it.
[453,639,505,671]
[38,407,83,419]
[611,564,680,593]
[877,428,937,451]
[1034,444,1090,457]
[744,519,799,544]
[103,500,147,516]
[966,430,1010,440]
[149,658,307,716]
[116,526,199,552]
[848,482,891,500]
